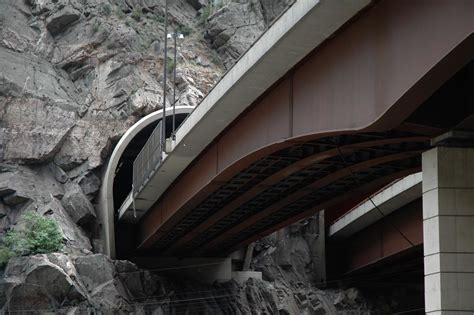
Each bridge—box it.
[98,0,474,313]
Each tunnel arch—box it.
[99,106,194,258]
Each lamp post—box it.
[161,0,168,156]
[167,31,184,138]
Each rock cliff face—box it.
[0,0,225,254]
[0,0,379,313]
[0,242,374,313]
[204,0,295,69]
[0,0,295,255]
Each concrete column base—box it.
[132,257,232,284]
[423,147,474,314]
[132,256,263,285]
[232,271,263,284]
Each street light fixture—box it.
[167,31,184,138]
[161,0,184,153]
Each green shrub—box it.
[176,24,193,37]
[0,212,63,267]
[91,20,101,34]
[211,51,221,65]
[0,246,15,267]
[199,5,212,25]
[151,14,165,24]
[116,9,126,20]
[131,7,143,21]
[166,56,175,74]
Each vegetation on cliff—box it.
[0,212,62,266]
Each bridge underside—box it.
[119,0,474,259]
[156,132,426,256]
[131,58,473,259]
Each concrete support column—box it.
[313,210,326,287]
[242,242,255,271]
[423,147,474,314]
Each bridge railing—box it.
[133,121,163,197]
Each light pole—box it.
[167,31,184,138]
[161,0,168,156]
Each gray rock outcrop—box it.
[1,250,377,313]
[46,7,82,36]
[0,0,224,256]
[250,216,376,314]
[75,254,132,311]
[204,0,295,68]
[0,0,293,257]
[2,254,89,312]
[61,183,96,227]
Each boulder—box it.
[74,254,131,311]
[74,254,116,291]
[48,163,69,184]
[129,88,163,117]
[54,116,133,170]
[0,98,77,163]
[2,255,88,311]
[89,280,131,312]
[61,184,96,227]
[0,47,81,102]
[1,254,140,313]
[0,47,79,163]
[0,167,33,206]
[77,171,101,199]
[187,0,208,10]
[46,7,81,36]
[115,260,159,299]
[2,193,30,207]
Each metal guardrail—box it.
[132,121,163,198]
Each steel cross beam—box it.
[196,150,424,253]
[168,136,427,253]
[224,167,421,255]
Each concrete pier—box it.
[423,147,474,314]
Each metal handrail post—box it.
[172,31,177,136]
